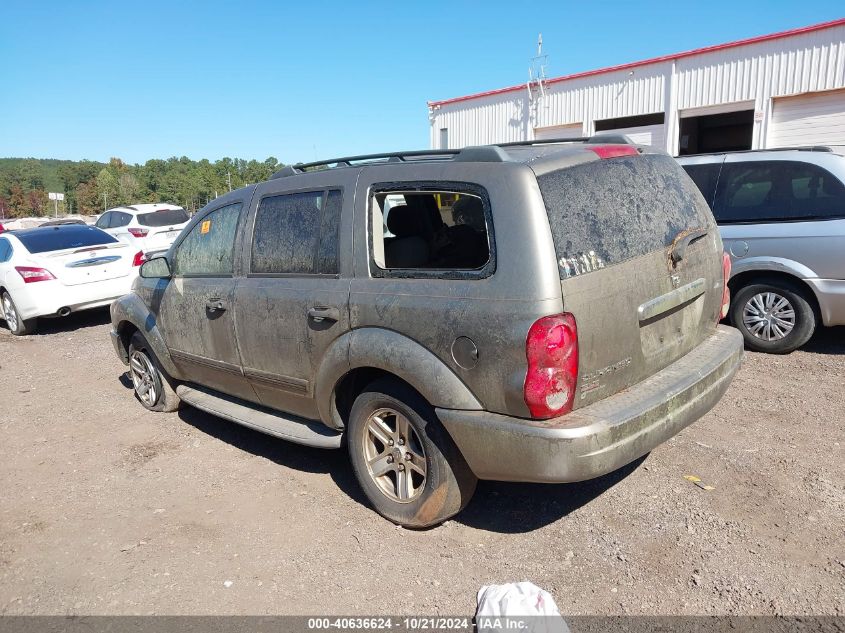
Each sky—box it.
[1,1,843,165]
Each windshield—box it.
[14,225,118,254]
[137,208,189,227]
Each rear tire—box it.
[730,280,816,354]
[1,291,36,336]
[347,378,477,528]
[128,331,181,412]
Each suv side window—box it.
[682,163,721,208]
[110,212,132,228]
[714,160,845,223]
[0,237,11,262]
[369,184,492,277]
[250,189,341,275]
[788,162,845,218]
[95,212,111,229]
[172,202,243,276]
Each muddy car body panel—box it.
[110,139,743,525]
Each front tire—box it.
[2,291,36,336]
[128,331,181,412]
[347,378,477,528]
[730,280,816,354]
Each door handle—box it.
[206,298,226,313]
[307,306,340,323]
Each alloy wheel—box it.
[362,407,427,503]
[129,349,159,407]
[2,294,18,332]
[742,291,796,341]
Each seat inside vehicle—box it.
[376,191,489,271]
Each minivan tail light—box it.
[128,227,149,238]
[524,313,579,419]
[720,251,732,320]
[132,251,146,267]
[16,266,56,283]
[588,145,638,159]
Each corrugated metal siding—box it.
[675,26,845,110]
[769,88,845,146]
[431,24,845,153]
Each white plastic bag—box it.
[476,582,570,633]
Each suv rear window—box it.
[14,225,118,254]
[138,208,189,227]
[537,154,713,278]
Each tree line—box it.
[0,156,283,218]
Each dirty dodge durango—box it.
[110,139,744,527]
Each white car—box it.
[0,224,143,335]
[94,203,189,255]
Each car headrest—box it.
[386,205,421,238]
[452,196,485,231]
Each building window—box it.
[439,128,449,150]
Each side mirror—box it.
[139,256,172,279]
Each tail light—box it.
[128,228,149,238]
[16,266,56,283]
[587,145,638,159]
[720,251,732,320]
[0,223,5,233]
[132,251,146,267]
[524,313,579,419]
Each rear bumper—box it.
[804,278,845,326]
[437,325,744,483]
[13,274,137,321]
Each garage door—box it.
[534,123,583,140]
[595,124,666,149]
[769,89,845,148]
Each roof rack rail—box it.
[271,149,457,179]
[497,133,635,148]
[270,146,516,179]
[681,146,835,157]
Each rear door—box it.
[106,211,133,243]
[233,173,353,420]
[535,151,724,408]
[713,155,845,281]
[157,200,255,400]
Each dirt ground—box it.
[0,309,842,616]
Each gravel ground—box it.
[0,309,843,616]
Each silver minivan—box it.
[679,148,845,353]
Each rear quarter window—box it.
[537,153,714,278]
[13,226,118,254]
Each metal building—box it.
[428,18,845,156]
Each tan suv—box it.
[110,139,743,527]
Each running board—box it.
[176,384,342,449]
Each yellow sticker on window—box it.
[200,220,211,234]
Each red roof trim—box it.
[428,17,845,108]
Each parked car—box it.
[95,203,189,255]
[0,224,144,335]
[110,140,743,527]
[679,147,845,353]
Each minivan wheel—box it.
[128,331,181,412]
[347,378,477,528]
[1,291,35,336]
[730,281,816,354]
